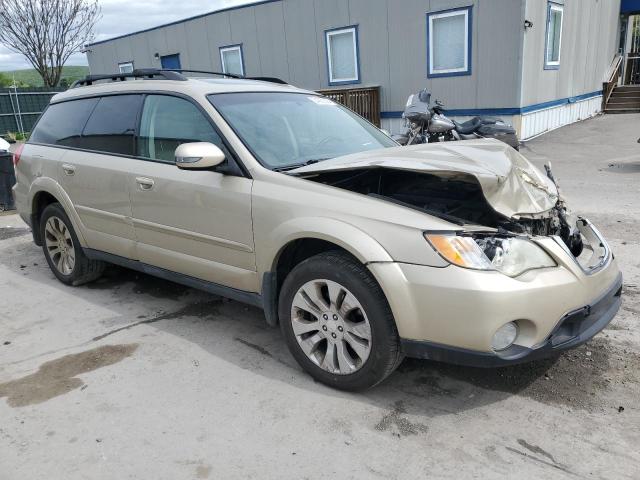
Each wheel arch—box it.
[259,218,394,327]
[29,178,87,247]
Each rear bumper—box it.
[400,272,622,367]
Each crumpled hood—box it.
[292,139,558,219]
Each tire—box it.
[40,203,105,286]
[279,251,402,391]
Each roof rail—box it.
[70,68,289,88]
[161,69,243,79]
[71,69,187,88]
[161,69,288,85]
[249,76,288,85]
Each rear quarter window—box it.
[29,98,98,147]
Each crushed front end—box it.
[294,141,622,365]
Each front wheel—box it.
[279,251,402,391]
[40,203,105,286]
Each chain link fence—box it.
[0,87,65,136]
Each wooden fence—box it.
[1,85,383,135]
[317,86,381,127]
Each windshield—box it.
[208,92,397,170]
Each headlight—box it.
[425,233,556,277]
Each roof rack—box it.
[163,69,288,84]
[71,68,288,88]
[71,69,187,88]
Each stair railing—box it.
[602,54,623,111]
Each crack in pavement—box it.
[4,300,221,367]
[505,446,576,477]
[92,300,221,341]
[517,439,558,464]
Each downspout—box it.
[514,0,528,139]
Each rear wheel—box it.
[279,251,402,390]
[40,203,105,285]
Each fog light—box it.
[492,322,518,351]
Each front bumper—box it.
[367,219,623,366]
[400,272,622,367]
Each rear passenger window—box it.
[138,95,224,162]
[79,95,143,155]
[29,98,98,147]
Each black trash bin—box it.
[0,150,16,211]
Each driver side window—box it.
[137,95,224,163]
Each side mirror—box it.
[175,142,225,170]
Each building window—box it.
[427,7,472,77]
[325,26,360,85]
[545,2,563,69]
[220,45,245,76]
[118,62,134,74]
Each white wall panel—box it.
[520,96,602,140]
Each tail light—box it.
[13,143,24,166]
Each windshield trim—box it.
[207,91,396,171]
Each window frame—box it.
[118,61,134,74]
[324,25,361,86]
[219,44,245,76]
[27,92,250,177]
[544,1,564,70]
[426,6,473,78]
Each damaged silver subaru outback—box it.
[14,73,622,390]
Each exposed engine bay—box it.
[299,167,584,258]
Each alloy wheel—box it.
[44,216,75,275]
[290,279,372,375]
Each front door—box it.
[128,94,257,292]
[160,54,181,70]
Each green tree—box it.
[0,72,29,88]
[0,73,11,87]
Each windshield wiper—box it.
[273,158,329,172]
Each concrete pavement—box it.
[1,114,639,479]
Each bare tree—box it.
[0,0,100,87]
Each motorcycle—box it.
[392,89,520,150]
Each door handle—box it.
[136,177,155,190]
[62,164,76,176]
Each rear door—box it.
[54,94,143,258]
[128,94,256,292]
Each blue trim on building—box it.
[426,6,473,79]
[219,43,245,76]
[324,25,361,86]
[380,90,603,119]
[520,90,602,113]
[543,1,563,70]
[86,0,283,47]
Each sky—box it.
[0,0,253,71]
